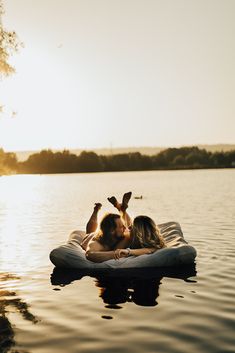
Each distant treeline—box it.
[1,146,235,175]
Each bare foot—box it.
[107,196,121,211]
[121,191,132,211]
[94,203,102,212]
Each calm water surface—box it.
[0,169,234,353]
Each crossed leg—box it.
[82,194,131,251]
[107,191,132,228]
[86,191,132,235]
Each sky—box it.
[0,0,235,152]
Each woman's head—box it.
[131,215,165,249]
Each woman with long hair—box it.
[130,215,165,249]
[107,193,165,258]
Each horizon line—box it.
[4,142,235,154]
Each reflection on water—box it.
[51,265,197,310]
[97,277,161,308]
[0,273,38,353]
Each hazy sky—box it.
[1,0,235,151]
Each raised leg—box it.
[120,209,132,229]
[107,196,121,211]
[108,192,132,228]
[86,203,102,234]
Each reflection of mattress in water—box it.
[49,222,197,269]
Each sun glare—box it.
[0,175,47,273]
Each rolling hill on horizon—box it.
[12,144,235,161]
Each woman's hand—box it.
[114,247,157,260]
[114,248,130,260]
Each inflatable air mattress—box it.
[50,222,197,269]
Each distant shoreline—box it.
[1,146,235,175]
[12,166,235,176]
[1,167,234,178]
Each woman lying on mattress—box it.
[80,192,165,263]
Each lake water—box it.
[0,169,234,353]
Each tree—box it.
[172,155,185,167]
[0,147,18,174]
[0,0,23,112]
[77,151,104,172]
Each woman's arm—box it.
[115,247,157,258]
[129,247,156,256]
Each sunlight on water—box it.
[0,175,50,273]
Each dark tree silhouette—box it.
[2,146,235,175]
